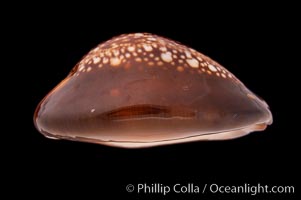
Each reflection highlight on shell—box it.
[34,33,273,148]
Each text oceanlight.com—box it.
[126,183,294,196]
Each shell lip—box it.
[38,121,271,148]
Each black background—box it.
[8,3,299,199]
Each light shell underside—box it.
[34,33,273,148]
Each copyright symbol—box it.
[126,184,134,192]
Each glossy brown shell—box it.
[34,33,272,148]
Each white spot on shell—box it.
[208,64,218,72]
[152,43,158,48]
[143,44,153,52]
[147,37,157,41]
[112,49,120,56]
[161,52,173,62]
[159,47,167,52]
[111,43,118,48]
[148,62,154,66]
[87,67,92,72]
[157,61,163,66]
[135,57,142,62]
[93,57,100,64]
[197,56,203,62]
[103,57,109,64]
[134,33,144,37]
[185,51,192,58]
[78,64,85,72]
[91,109,95,113]
[105,51,111,56]
[186,58,199,68]
[110,57,121,66]
[127,46,135,52]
